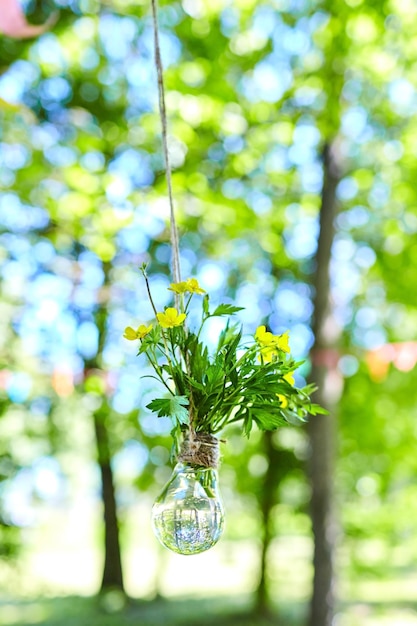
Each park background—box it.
[1,0,417,625]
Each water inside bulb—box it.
[152,462,224,555]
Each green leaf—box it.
[222,328,242,365]
[139,326,161,353]
[163,364,187,396]
[184,374,206,392]
[212,303,244,317]
[139,262,148,276]
[146,395,189,426]
[252,410,287,430]
[301,382,318,395]
[308,403,329,415]
[170,423,182,462]
[205,363,224,385]
[185,333,210,383]
[283,410,308,426]
[243,410,253,437]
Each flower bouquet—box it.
[124,264,324,555]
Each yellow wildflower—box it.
[186,278,206,294]
[123,326,138,341]
[168,278,206,295]
[255,325,275,346]
[260,347,277,363]
[276,372,294,407]
[123,324,152,340]
[277,394,288,408]
[275,331,290,353]
[157,307,186,328]
[137,324,153,339]
[284,371,295,385]
[255,326,291,353]
[168,281,189,294]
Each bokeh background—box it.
[1,0,417,625]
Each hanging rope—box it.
[150,0,182,286]
[150,0,198,449]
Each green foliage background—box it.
[1,0,417,624]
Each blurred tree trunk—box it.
[93,402,124,592]
[86,262,124,593]
[307,142,342,626]
[255,431,276,616]
[255,434,297,616]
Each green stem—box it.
[196,312,211,341]
[167,328,181,368]
[184,293,193,315]
[142,269,158,318]
[141,267,176,367]
[141,267,176,371]
[146,348,174,395]
[217,412,244,428]
[205,384,247,431]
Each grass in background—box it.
[1,594,417,626]
[0,594,303,626]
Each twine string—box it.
[150,1,206,457]
[178,433,220,469]
[150,0,181,286]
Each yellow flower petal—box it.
[168,281,189,294]
[168,278,206,295]
[123,326,138,341]
[255,325,275,346]
[275,331,290,353]
[284,372,295,385]
[186,278,206,294]
[277,394,288,408]
[260,347,277,363]
[137,324,153,339]
[157,308,186,328]
[156,312,168,327]
[176,313,186,324]
[124,324,153,340]
[256,326,291,352]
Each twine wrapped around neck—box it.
[178,433,220,469]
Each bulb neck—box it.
[178,432,220,469]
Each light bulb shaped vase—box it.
[152,435,224,554]
[152,461,224,555]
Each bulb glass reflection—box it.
[152,463,224,555]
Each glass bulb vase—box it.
[152,462,224,555]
